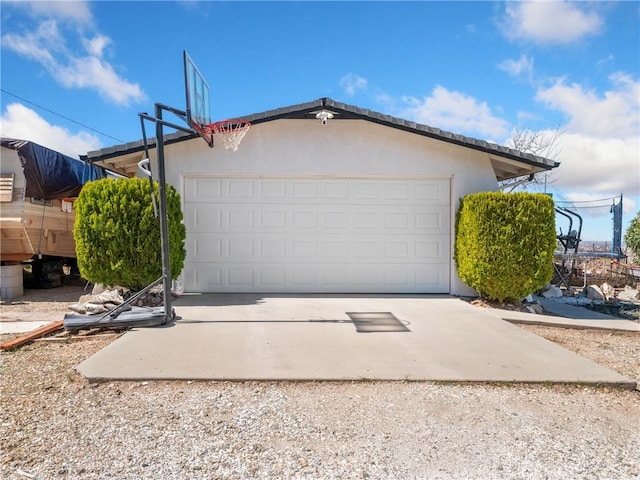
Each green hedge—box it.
[74,177,186,290]
[454,191,556,302]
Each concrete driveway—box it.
[77,294,635,386]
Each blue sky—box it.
[1,1,638,243]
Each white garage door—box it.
[182,176,450,293]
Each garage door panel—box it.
[416,182,449,204]
[384,211,411,229]
[323,240,349,258]
[416,209,449,233]
[383,182,412,200]
[184,261,450,293]
[228,268,253,286]
[183,177,223,202]
[322,181,349,199]
[416,265,449,292]
[291,180,318,198]
[322,211,349,229]
[291,211,318,228]
[259,180,287,198]
[353,240,379,258]
[228,179,254,198]
[260,211,287,229]
[260,267,286,286]
[186,177,449,204]
[183,266,221,291]
[293,267,317,286]
[353,182,381,199]
[384,241,410,258]
[183,176,451,293]
[188,235,447,264]
[259,240,286,258]
[188,235,222,261]
[416,238,450,260]
[228,209,254,228]
[228,238,253,258]
[184,204,222,231]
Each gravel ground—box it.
[1,289,639,479]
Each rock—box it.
[585,285,605,301]
[617,287,640,302]
[524,294,534,303]
[600,282,615,301]
[541,285,563,299]
[91,283,107,295]
[528,303,544,314]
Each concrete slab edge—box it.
[504,317,640,332]
[78,374,638,390]
[484,308,640,332]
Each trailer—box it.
[0,138,105,297]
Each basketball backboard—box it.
[183,50,212,146]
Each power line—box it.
[1,88,125,143]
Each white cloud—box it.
[536,72,639,138]
[500,1,603,45]
[525,74,639,240]
[56,54,146,106]
[83,34,111,57]
[400,86,509,139]
[339,73,368,96]
[498,54,534,80]
[1,7,145,106]
[1,20,63,65]
[552,133,639,197]
[0,103,101,158]
[15,0,93,25]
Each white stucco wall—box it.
[154,119,497,296]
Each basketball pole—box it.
[138,103,194,324]
[154,103,173,323]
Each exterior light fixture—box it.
[315,110,334,126]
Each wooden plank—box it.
[0,320,64,350]
[0,173,14,202]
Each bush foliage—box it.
[74,177,186,290]
[624,211,640,262]
[454,191,556,302]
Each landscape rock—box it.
[617,287,640,302]
[600,282,615,301]
[91,283,108,295]
[541,285,563,299]
[585,285,605,301]
[526,303,544,315]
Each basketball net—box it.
[204,119,251,151]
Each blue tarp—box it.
[1,138,105,199]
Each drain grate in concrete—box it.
[346,312,410,333]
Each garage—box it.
[182,176,450,293]
[83,98,558,296]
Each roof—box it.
[82,97,559,180]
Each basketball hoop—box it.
[203,119,251,151]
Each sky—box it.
[1,0,638,243]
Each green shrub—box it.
[624,211,640,262]
[74,177,186,290]
[454,191,556,302]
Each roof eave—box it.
[82,98,558,174]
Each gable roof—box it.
[82,97,559,180]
